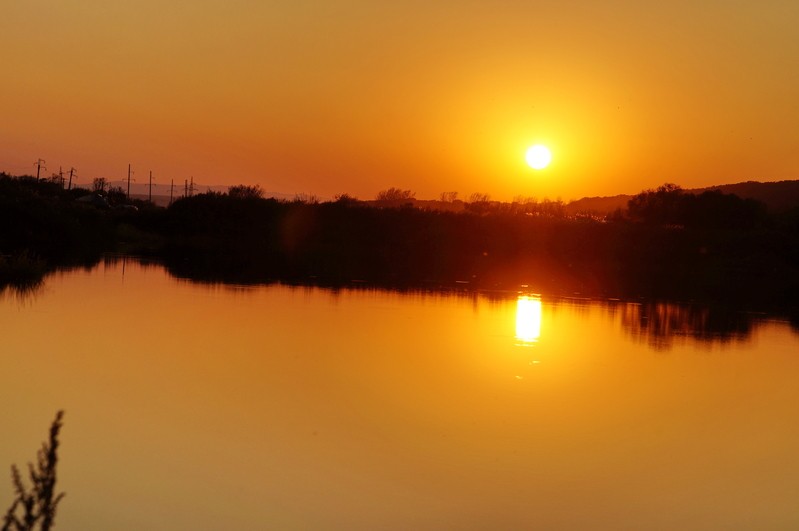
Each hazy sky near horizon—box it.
[2,1,798,201]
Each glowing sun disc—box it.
[525,145,552,170]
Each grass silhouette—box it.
[2,412,65,531]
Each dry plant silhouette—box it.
[2,411,65,531]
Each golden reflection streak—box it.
[515,295,542,346]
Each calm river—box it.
[1,259,798,530]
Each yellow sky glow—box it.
[1,1,798,201]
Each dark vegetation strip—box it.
[1,173,798,308]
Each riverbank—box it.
[1,174,798,309]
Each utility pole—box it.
[127,163,133,198]
[34,159,46,181]
[68,167,77,190]
[148,170,153,203]
[59,166,64,187]
[184,179,188,198]
[189,176,194,197]
[170,179,174,205]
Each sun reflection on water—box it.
[515,295,542,346]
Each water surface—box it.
[1,261,797,529]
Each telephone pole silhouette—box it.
[68,168,77,190]
[170,179,174,205]
[34,159,46,181]
[127,164,133,198]
[58,166,64,187]
[148,170,154,203]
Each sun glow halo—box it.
[525,145,552,170]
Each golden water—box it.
[1,261,797,529]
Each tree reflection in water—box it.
[616,301,757,350]
[0,279,44,305]
[509,294,798,352]
[9,255,798,352]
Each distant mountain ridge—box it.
[565,180,799,215]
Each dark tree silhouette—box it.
[627,183,686,225]
[228,184,264,200]
[106,186,126,205]
[440,191,458,202]
[627,183,767,229]
[333,193,359,205]
[91,178,107,193]
[376,188,415,202]
[2,411,65,531]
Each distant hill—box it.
[565,194,631,216]
[694,181,799,213]
[565,180,799,215]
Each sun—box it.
[525,145,552,170]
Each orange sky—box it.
[2,1,798,201]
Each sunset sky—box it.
[2,1,798,201]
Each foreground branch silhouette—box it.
[2,411,65,531]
